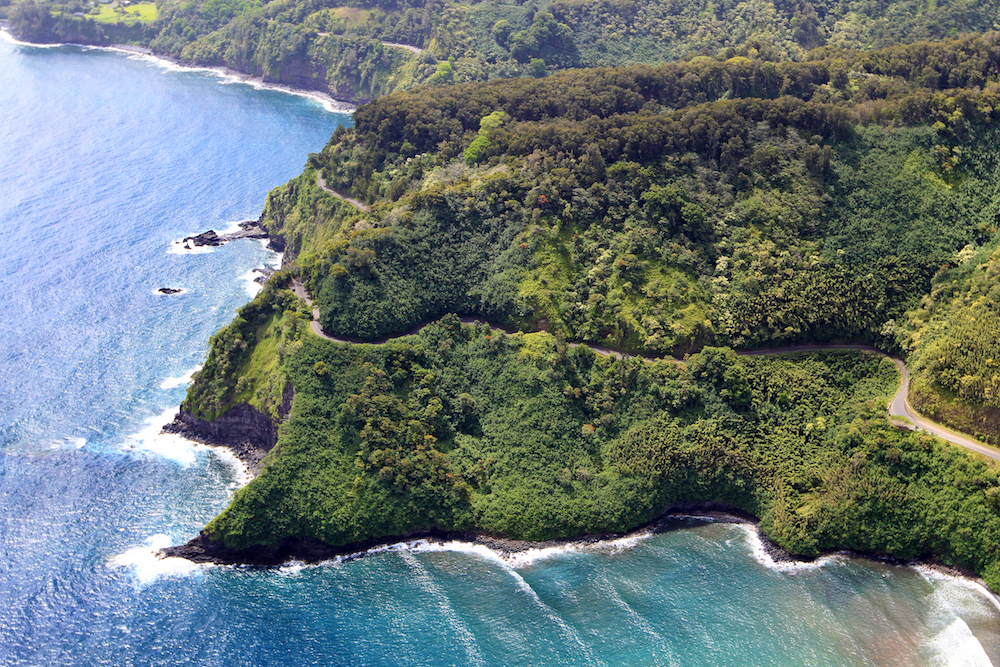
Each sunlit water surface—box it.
[0,36,997,667]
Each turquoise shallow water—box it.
[0,35,998,667]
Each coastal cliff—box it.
[164,401,283,471]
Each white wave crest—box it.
[925,617,995,667]
[367,533,652,570]
[121,408,252,487]
[915,565,1000,615]
[159,365,202,390]
[733,523,845,573]
[241,269,264,296]
[0,28,65,48]
[108,534,207,584]
[261,240,283,268]
[167,238,214,255]
[118,50,354,113]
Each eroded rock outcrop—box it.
[164,403,278,471]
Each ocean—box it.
[0,35,998,666]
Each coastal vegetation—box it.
[190,285,1000,590]
[898,237,1000,446]
[10,0,1000,102]
[263,34,1000,360]
[161,33,1000,583]
[13,0,998,585]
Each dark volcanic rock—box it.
[253,267,276,285]
[181,221,270,250]
[184,230,222,247]
[158,287,182,295]
[163,403,278,471]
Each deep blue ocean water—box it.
[0,35,999,667]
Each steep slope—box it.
[265,35,1000,354]
[167,38,1000,588]
[898,239,1000,445]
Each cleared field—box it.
[91,2,157,23]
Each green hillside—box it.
[11,0,1000,102]
[164,35,1000,586]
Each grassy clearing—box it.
[91,2,157,24]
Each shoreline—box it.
[154,223,1000,600]
[0,28,357,114]
[158,501,1000,603]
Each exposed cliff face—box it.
[164,402,281,472]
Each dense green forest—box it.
[264,34,1000,359]
[19,0,992,578]
[898,237,1000,446]
[191,283,1000,590]
[11,0,1000,101]
[161,34,1000,577]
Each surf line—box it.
[0,27,356,114]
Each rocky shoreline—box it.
[159,502,756,565]
[158,501,997,603]
[178,220,269,249]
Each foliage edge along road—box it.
[290,279,1000,462]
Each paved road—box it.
[288,281,1000,461]
[738,345,1000,461]
[381,41,423,55]
[316,171,369,212]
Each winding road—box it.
[289,280,1000,461]
[380,41,423,55]
[316,171,369,212]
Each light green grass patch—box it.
[91,2,157,24]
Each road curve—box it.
[288,281,1000,461]
[739,345,1000,461]
[381,41,423,55]
[316,171,369,212]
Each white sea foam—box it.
[159,365,202,390]
[353,538,599,657]
[120,408,252,487]
[167,238,214,255]
[915,565,1000,614]
[241,269,264,296]
[261,240,283,269]
[123,407,199,466]
[924,617,995,666]
[108,534,207,584]
[372,533,652,570]
[119,50,354,114]
[733,523,845,573]
[0,28,65,48]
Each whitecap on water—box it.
[119,408,252,487]
[114,49,355,114]
[241,269,264,296]
[108,534,208,584]
[167,238,214,255]
[0,28,64,48]
[356,533,651,570]
[923,617,995,667]
[159,364,202,390]
[732,523,845,573]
